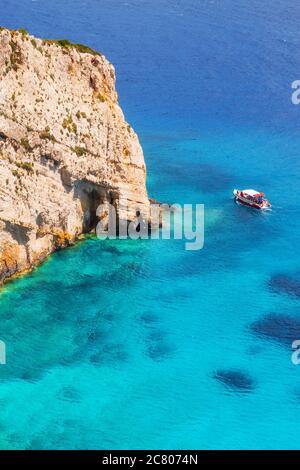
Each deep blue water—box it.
[1,0,300,449]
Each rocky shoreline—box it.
[0,28,151,284]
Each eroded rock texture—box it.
[0,28,150,283]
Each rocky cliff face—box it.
[0,28,150,283]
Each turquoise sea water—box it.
[1,0,300,449]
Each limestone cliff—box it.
[0,28,150,283]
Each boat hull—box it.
[235,197,262,209]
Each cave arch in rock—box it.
[74,180,118,233]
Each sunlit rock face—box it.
[0,28,150,283]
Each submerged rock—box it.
[250,313,300,346]
[269,274,300,298]
[0,28,151,284]
[213,369,255,392]
[145,329,176,361]
[147,341,175,361]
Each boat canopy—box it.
[243,189,263,197]
[243,189,259,196]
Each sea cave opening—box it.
[75,181,113,234]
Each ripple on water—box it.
[140,311,161,326]
[58,386,82,403]
[161,161,234,193]
[90,343,129,365]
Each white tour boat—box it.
[233,189,271,210]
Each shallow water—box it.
[1,0,300,449]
